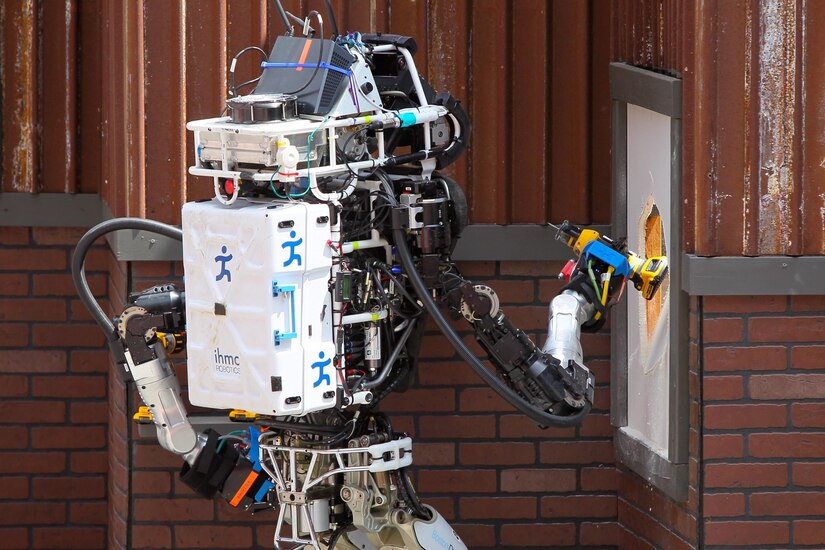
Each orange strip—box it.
[296,39,312,71]
[229,470,259,507]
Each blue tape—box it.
[397,112,417,127]
[261,61,352,76]
[582,241,631,277]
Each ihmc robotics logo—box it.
[213,347,241,377]
[215,245,233,282]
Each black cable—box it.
[283,11,324,96]
[72,218,183,337]
[327,522,350,549]
[392,226,591,428]
[270,0,293,35]
[228,46,269,97]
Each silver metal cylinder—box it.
[542,290,595,369]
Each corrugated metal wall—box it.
[1,0,613,227]
[613,0,825,256]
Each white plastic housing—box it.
[182,198,336,416]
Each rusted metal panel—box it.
[612,0,684,75]
[389,0,429,80]
[801,1,825,254]
[427,0,468,192]
[1,0,38,193]
[510,0,548,223]
[550,2,591,224]
[78,0,103,194]
[125,0,146,218]
[468,2,509,224]
[41,0,78,194]
[144,1,186,225]
[591,5,613,225]
[184,1,227,204]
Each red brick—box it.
[581,466,618,491]
[499,414,576,439]
[793,462,825,487]
[70,451,108,473]
[69,350,111,373]
[33,273,106,297]
[0,350,67,373]
[505,305,555,332]
[33,476,106,500]
[134,497,215,521]
[749,316,825,342]
[456,261,497,277]
[500,522,576,547]
[32,426,105,449]
[132,525,172,549]
[703,434,744,459]
[0,375,29,397]
[460,496,537,519]
[705,520,788,546]
[0,298,69,321]
[580,414,613,437]
[175,525,253,548]
[0,527,28,549]
[580,521,620,547]
[791,345,825,369]
[501,468,577,493]
[793,403,825,427]
[418,469,497,493]
[539,277,567,302]
[0,426,27,449]
[703,318,744,343]
[32,527,105,549]
[704,375,744,400]
[31,227,88,245]
[794,520,825,545]
[704,295,786,313]
[539,441,614,464]
[412,442,455,466]
[750,433,825,458]
[0,502,66,525]
[417,337,457,359]
[704,345,787,372]
[418,360,479,386]
[0,249,66,271]
[69,502,107,525]
[500,261,559,277]
[0,227,31,245]
[0,400,66,423]
[475,279,535,303]
[459,387,517,412]
[131,261,176,278]
[751,491,825,516]
[704,404,786,429]
[541,495,616,518]
[704,463,787,488]
[32,323,106,348]
[418,415,495,439]
[791,296,825,311]
[0,477,29,500]
[453,523,496,548]
[0,274,29,296]
[380,388,455,413]
[703,492,745,517]
[32,375,105,397]
[70,402,108,424]
[459,442,535,465]
[751,373,825,400]
[0,323,28,346]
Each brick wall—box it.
[0,227,111,549]
[701,295,825,548]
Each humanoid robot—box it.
[73,3,667,548]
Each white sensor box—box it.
[182,198,336,416]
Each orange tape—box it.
[229,470,259,507]
[296,39,312,71]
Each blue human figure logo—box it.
[215,245,233,282]
[282,231,303,267]
[311,351,332,388]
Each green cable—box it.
[588,259,602,302]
